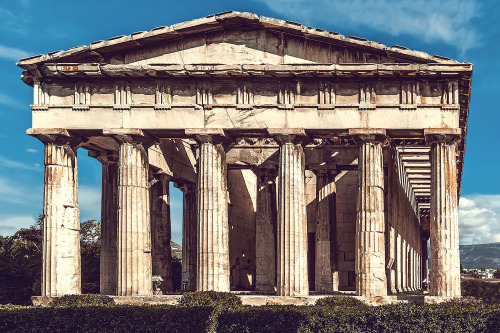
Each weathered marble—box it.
[42,142,81,296]
[276,140,308,296]
[100,156,118,295]
[255,169,277,292]
[117,140,152,296]
[21,13,471,301]
[356,139,387,297]
[196,140,230,291]
[179,182,197,291]
[430,140,461,297]
[151,174,173,293]
[315,171,338,292]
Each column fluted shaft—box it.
[277,142,308,296]
[430,141,461,297]
[315,171,338,292]
[42,143,81,296]
[356,140,387,297]
[117,142,152,296]
[100,161,118,295]
[151,174,173,293]
[181,183,197,291]
[255,170,277,292]
[396,233,403,293]
[196,142,230,291]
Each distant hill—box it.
[460,242,500,269]
[171,241,182,260]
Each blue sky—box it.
[0,0,498,245]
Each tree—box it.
[494,270,500,279]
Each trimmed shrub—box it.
[462,280,500,304]
[50,294,114,307]
[179,291,242,310]
[315,295,366,308]
[0,305,212,333]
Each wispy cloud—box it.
[0,92,25,109]
[0,44,30,61]
[78,185,101,222]
[459,194,500,245]
[0,7,29,35]
[26,148,37,153]
[0,215,36,236]
[255,0,481,53]
[0,176,40,205]
[0,154,41,171]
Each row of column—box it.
[39,133,461,297]
[394,235,423,293]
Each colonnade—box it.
[36,131,460,298]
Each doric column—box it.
[41,138,81,296]
[115,136,152,296]
[421,237,429,288]
[315,170,339,292]
[429,135,461,297]
[98,153,118,295]
[195,136,230,291]
[410,248,415,291]
[355,134,387,297]
[151,173,173,293]
[396,233,403,293]
[402,239,407,291]
[254,168,277,292]
[272,131,308,296]
[178,182,197,291]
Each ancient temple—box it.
[18,12,471,298]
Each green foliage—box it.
[80,220,100,290]
[314,295,366,308]
[179,291,242,310]
[0,220,42,305]
[462,280,500,304]
[0,305,212,333]
[217,303,500,333]
[50,294,114,307]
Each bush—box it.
[0,305,212,333]
[462,280,500,304]
[315,295,366,308]
[50,294,114,307]
[217,303,500,333]
[179,291,242,310]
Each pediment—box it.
[17,11,459,71]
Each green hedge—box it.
[0,305,212,333]
[217,303,500,333]
[462,280,500,304]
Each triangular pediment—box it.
[17,11,459,70]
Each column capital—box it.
[253,167,278,178]
[103,128,157,148]
[424,128,461,145]
[312,168,338,176]
[185,128,232,146]
[174,181,196,194]
[27,128,81,147]
[349,128,388,145]
[88,150,118,165]
[267,128,309,145]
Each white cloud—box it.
[0,176,39,205]
[459,194,500,245]
[0,215,36,236]
[0,154,41,171]
[26,148,38,153]
[0,92,25,109]
[255,0,481,52]
[0,44,30,61]
[78,185,101,222]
